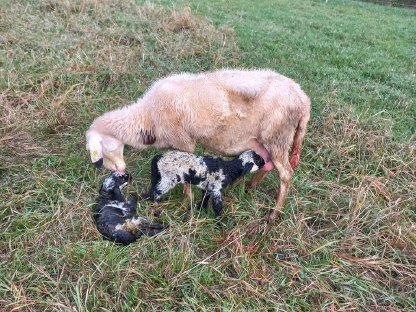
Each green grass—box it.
[1,0,415,310]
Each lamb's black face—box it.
[102,172,131,192]
[252,152,265,168]
[238,150,265,173]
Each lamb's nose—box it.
[93,158,103,169]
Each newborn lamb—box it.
[143,150,265,220]
[94,172,165,245]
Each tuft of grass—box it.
[0,0,415,310]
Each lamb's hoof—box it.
[267,210,281,224]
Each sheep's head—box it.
[86,130,126,173]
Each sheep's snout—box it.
[101,145,126,173]
[102,156,126,173]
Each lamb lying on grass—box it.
[142,150,265,221]
[94,172,166,245]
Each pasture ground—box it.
[0,0,415,310]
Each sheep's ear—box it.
[140,128,156,145]
[86,130,103,163]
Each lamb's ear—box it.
[86,130,103,163]
[140,128,156,145]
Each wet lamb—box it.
[94,172,165,245]
[143,150,265,219]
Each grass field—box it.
[1,0,415,310]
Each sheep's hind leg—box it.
[268,146,294,223]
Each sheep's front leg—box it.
[142,170,172,202]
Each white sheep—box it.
[86,69,310,222]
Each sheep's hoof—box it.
[267,209,281,223]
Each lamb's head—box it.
[238,150,265,173]
[86,129,126,173]
[101,171,132,193]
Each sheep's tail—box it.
[289,106,310,170]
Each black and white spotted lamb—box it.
[94,172,165,245]
[144,150,265,219]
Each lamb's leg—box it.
[170,140,196,202]
[142,156,175,202]
[197,190,211,210]
[142,154,163,201]
[268,146,294,222]
[141,179,171,202]
[248,138,274,189]
[153,177,177,202]
[126,194,139,213]
[112,187,125,202]
[140,187,156,202]
[211,191,224,222]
